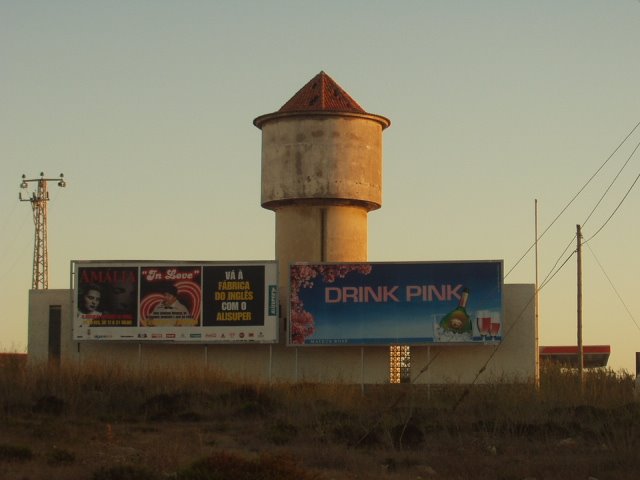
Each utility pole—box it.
[19,172,66,289]
[576,224,584,391]
[534,199,540,388]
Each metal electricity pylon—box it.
[19,172,66,289]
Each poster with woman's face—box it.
[76,267,138,327]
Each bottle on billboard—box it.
[440,288,472,333]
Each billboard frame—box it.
[287,260,504,347]
[71,260,279,344]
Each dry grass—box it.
[1,359,639,479]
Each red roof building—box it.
[539,345,610,368]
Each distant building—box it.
[539,345,610,368]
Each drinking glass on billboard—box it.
[489,312,502,340]
[476,310,492,340]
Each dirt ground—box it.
[2,408,640,480]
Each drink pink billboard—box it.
[289,261,503,346]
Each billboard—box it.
[289,261,503,346]
[73,261,278,343]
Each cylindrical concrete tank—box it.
[257,114,388,211]
[254,72,390,332]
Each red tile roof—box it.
[278,71,366,114]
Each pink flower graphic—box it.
[289,264,372,344]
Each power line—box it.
[520,130,640,362]
[414,122,640,407]
[508,133,639,287]
[585,242,639,333]
[539,234,576,289]
[505,119,640,279]
[584,171,640,244]
[539,248,576,291]
[451,243,580,411]
[582,138,640,229]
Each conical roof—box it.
[253,71,390,129]
[278,71,366,114]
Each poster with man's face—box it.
[139,266,202,327]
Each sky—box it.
[2,0,640,372]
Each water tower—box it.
[254,71,390,324]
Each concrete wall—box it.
[28,289,74,364]
[27,283,537,384]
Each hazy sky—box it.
[2,1,640,372]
